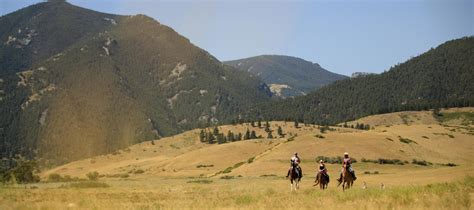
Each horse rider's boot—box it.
[286,169,290,178]
[352,171,357,180]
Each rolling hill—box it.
[224,55,347,98]
[247,37,474,124]
[0,1,271,164]
[42,108,474,185]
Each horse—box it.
[289,165,301,191]
[314,172,329,190]
[337,164,354,191]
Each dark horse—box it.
[314,172,329,190]
[289,164,301,191]
[337,165,354,191]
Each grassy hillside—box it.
[225,55,348,97]
[247,37,474,124]
[42,108,474,183]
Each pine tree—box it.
[250,130,257,139]
[237,133,242,141]
[277,126,283,137]
[267,131,273,139]
[257,121,262,128]
[244,129,251,140]
[251,121,256,127]
[199,130,206,142]
[208,131,215,144]
[213,126,219,136]
[217,134,225,144]
[227,130,234,142]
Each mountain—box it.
[0,1,271,165]
[247,37,474,124]
[224,55,348,98]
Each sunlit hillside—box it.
[42,108,474,186]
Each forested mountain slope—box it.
[247,37,474,124]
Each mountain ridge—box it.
[224,55,347,98]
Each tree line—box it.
[198,121,286,144]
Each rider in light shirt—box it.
[287,152,303,178]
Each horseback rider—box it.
[337,152,356,183]
[318,160,329,180]
[287,152,303,178]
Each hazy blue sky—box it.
[1,0,472,76]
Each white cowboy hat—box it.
[319,160,323,163]
[344,152,349,155]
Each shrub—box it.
[361,158,404,165]
[134,169,145,174]
[7,157,40,184]
[222,167,233,174]
[61,181,110,188]
[314,134,325,139]
[196,164,214,168]
[86,171,100,181]
[187,179,213,184]
[316,156,357,164]
[399,137,417,144]
[220,175,234,179]
[412,159,432,166]
[260,174,277,177]
[441,163,458,167]
[377,158,404,165]
[48,173,62,182]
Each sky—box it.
[1,0,472,76]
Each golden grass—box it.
[0,176,472,209]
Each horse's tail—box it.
[314,173,320,186]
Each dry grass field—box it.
[1,108,473,209]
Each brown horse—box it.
[314,172,329,190]
[289,166,301,191]
[337,165,354,191]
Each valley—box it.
[1,108,472,209]
[0,1,473,209]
